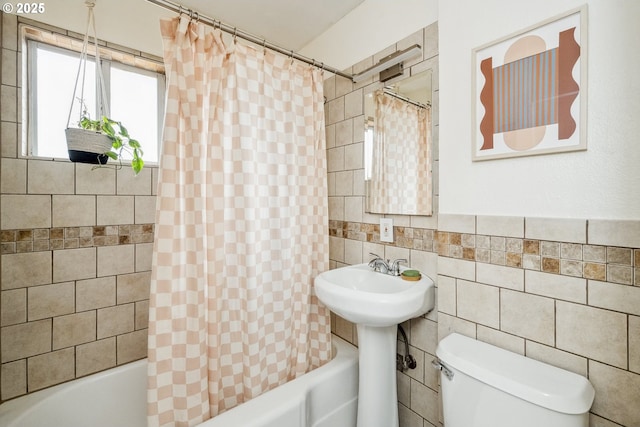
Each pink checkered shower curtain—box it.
[147,16,331,427]
[369,90,432,215]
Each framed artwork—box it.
[472,6,587,161]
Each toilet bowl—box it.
[434,333,595,427]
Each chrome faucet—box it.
[368,253,407,276]
[368,253,390,274]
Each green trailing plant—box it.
[79,113,145,174]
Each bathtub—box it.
[0,335,359,427]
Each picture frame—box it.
[471,6,588,161]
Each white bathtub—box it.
[0,335,359,427]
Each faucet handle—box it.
[368,253,381,268]
[391,258,408,275]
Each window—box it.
[24,33,165,163]
[363,117,374,181]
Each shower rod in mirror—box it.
[382,88,431,109]
[145,0,355,81]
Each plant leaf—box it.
[103,121,116,136]
[80,115,145,174]
[119,123,130,138]
[132,157,144,174]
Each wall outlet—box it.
[380,218,394,243]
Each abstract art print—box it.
[472,6,587,161]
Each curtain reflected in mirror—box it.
[364,70,433,215]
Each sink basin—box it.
[314,263,435,327]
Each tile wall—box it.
[325,22,640,427]
[437,215,640,427]
[324,22,443,427]
[0,13,158,401]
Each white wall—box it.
[439,0,640,219]
[300,0,438,71]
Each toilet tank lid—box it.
[436,333,595,414]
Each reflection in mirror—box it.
[364,70,433,215]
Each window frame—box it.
[22,27,165,164]
[106,61,166,164]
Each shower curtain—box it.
[147,16,331,427]
[370,90,432,215]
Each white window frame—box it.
[23,31,165,164]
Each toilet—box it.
[434,333,595,427]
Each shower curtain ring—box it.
[233,27,238,42]
[193,11,199,22]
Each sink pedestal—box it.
[356,324,399,427]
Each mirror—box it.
[364,70,433,215]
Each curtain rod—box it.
[382,88,430,109]
[145,0,354,82]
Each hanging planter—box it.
[67,113,144,173]
[65,128,111,164]
[65,1,144,174]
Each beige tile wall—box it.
[330,224,640,424]
[437,216,640,427]
[325,23,442,427]
[325,21,639,427]
[0,13,159,401]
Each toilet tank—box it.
[435,333,595,427]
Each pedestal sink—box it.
[315,263,435,427]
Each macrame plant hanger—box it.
[64,0,112,165]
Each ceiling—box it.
[177,0,366,51]
[24,0,366,57]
